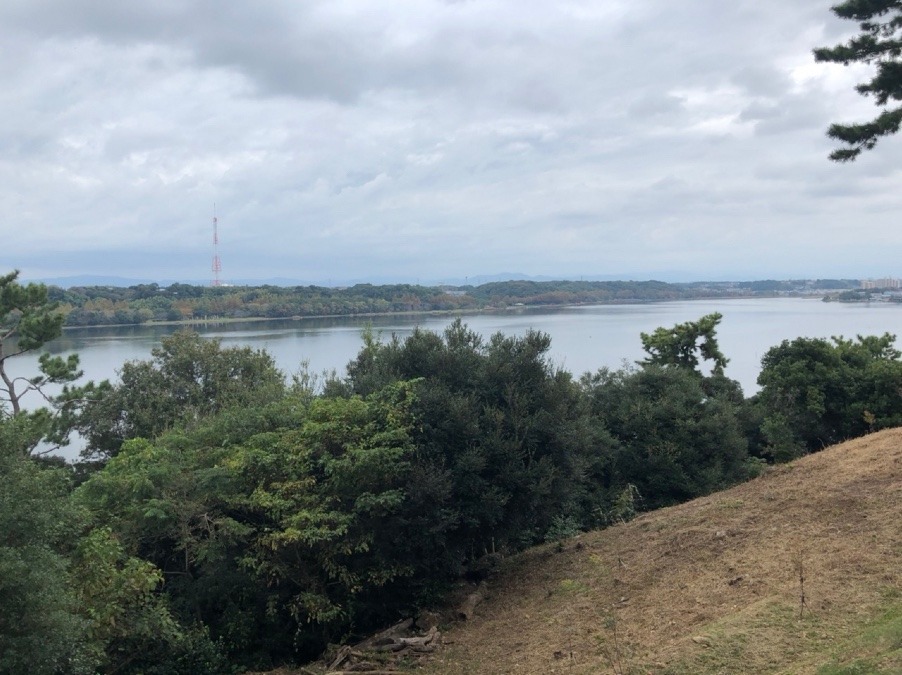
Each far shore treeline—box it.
[48,278,862,327]
[3,270,901,673]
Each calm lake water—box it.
[15,296,902,395]
[14,297,902,459]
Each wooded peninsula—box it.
[49,278,858,327]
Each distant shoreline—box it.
[61,294,789,331]
[63,307,484,331]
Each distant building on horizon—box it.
[861,277,901,290]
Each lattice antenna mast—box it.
[211,204,222,287]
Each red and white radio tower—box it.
[211,204,222,287]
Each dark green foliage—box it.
[1,271,66,356]
[76,330,286,458]
[736,280,795,292]
[814,1,902,160]
[71,527,232,675]
[832,289,875,302]
[465,279,703,306]
[12,303,902,671]
[639,312,729,375]
[585,313,753,509]
[236,383,420,645]
[582,366,751,510]
[76,431,290,667]
[0,416,233,674]
[345,320,598,556]
[0,441,92,674]
[76,386,421,664]
[756,333,902,458]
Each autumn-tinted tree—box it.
[814,1,902,160]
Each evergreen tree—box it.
[583,365,750,511]
[0,270,82,454]
[756,333,902,458]
[814,1,902,161]
[639,312,729,375]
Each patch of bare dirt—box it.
[421,429,902,674]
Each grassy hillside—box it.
[419,429,901,674]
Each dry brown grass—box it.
[420,429,902,674]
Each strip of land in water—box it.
[53,278,860,330]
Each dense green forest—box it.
[45,278,858,327]
[3,271,900,673]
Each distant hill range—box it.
[28,272,651,289]
[26,272,861,289]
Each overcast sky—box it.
[2,0,899,285]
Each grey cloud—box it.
[751,91,835,136]
[2,0,900,284]
[629,94,686,119]
[739,102,782,122]
[731,65,791,99]
[3,1,556,105]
